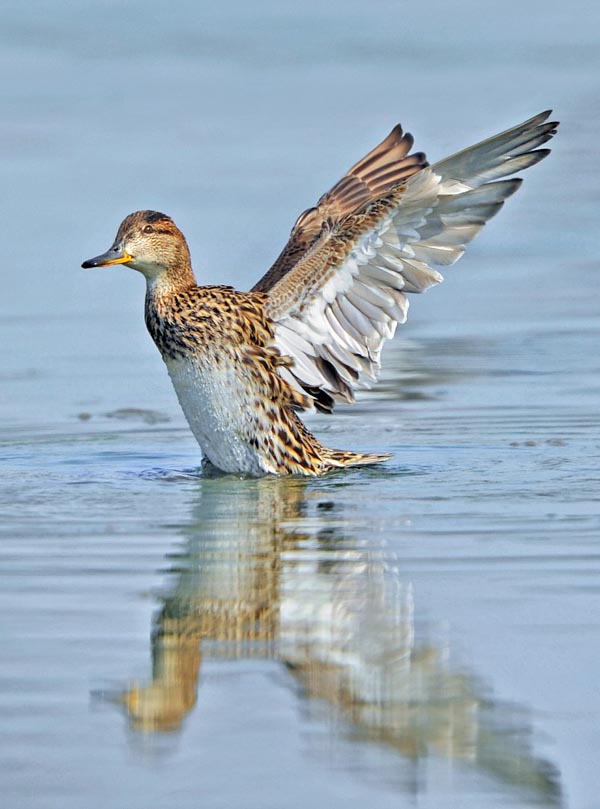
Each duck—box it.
[82,110,558,476]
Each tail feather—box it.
[284,409,390,473]
[322,447,392,470]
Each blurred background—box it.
[1,2,598,808]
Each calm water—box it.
[1,1,599,808]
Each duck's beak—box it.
[81,242,133,269]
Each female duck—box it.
[82,111,557,476]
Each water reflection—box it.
[118,476,561,803]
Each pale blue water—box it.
[1,2,599,808]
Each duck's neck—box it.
[144,267,198,362]
[144,261,197,299]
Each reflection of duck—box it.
[117,478,561,804]
[82,113,557,474]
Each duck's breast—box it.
[165,353,272,475]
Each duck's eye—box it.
[142,224,154,234]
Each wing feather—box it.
[254,112,558,410]
[252,124,429,294]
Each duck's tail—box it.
[281,410,391,475]
[321,447,392,471]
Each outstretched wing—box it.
[252,124,428,295]
[253,111,558,412]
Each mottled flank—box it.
[83,112,557,475]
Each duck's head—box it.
[82,210,194,288]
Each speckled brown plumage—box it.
[82,112,557,476]
[144,275,386,475]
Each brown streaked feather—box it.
[253,111,557,413]
[252,125,428,294]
